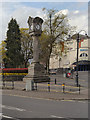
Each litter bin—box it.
[66,73,71,78]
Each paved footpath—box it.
[1,72,89,101]
[2,83,88,101]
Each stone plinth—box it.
[23,62,50,83]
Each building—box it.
[49,34,90,71]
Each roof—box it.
[72,60,90,65]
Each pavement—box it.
[2,82,88,101]
[1,72,89,101]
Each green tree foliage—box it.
[3,18,24,68]
[0,41,6,67]
[20,28,33,68]
[41,8,75,73]
[0,41,6,60]
[39,32,50,66]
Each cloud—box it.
[12,6,45,27]
[55,9,69,16]
[74,10,79,14]
[0,4,45,42]
[68,10,88,33]
[55,9,88,34]
[0,2,88,44]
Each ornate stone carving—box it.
[27,16,43,36]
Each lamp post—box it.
[76,33,79,87]
[76,30,88,87]
[59,57,61,68]
[69,30,88,87]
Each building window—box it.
[80,53,88,57]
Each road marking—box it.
[61,100,87,103]
[0,104,30,112]
[39,88,79,94]
[2,115,20,120]
[51,115,63,118]
[0,113,2,116]
[78,101,86,103]
[2,115,14,119]
[61,100,75,102]
[1,113,32,120]
[79,79,86,82]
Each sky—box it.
[0,1,89,43]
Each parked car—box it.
[49,69,57,75]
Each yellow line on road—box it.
[39,89,78,94]
[38,83,83,89]
[61,100,75,102]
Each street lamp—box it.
[76,33,79,87]
[59,57,61,68]
[76,30,88,87]
[69,30,88,87]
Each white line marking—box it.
[51,115,63,118]
[78,101,86,103]
[2,105,26,112]
[2,115,20,120]
[0,113,2,116]
[2,115,13,119]
[0,104,30,112]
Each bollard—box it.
[62,83,65,93]
[79,84,80,94]
[35,82,37,90]
[55,78,56,84]
[48,82,50,92]
[12,79,14,89]
[2,75,5,88]
[32,80,34,90]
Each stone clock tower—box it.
[23,16,50,91]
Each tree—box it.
[4,18,24,68]
[41,8,75,73]
[39,32,50,69]
[0,41,6,60]
[20,28,33,68]
[0,41,6,68]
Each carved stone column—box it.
[23,16,50,91]
[33,36,39,63]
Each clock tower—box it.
[23,16,50,91]
[28,16,43,36]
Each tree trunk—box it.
[46,43,53,74]
[24,61,27,68]
[46,60,49,74]
[47,58,50,74]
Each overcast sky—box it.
[0,1,88,43]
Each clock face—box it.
[36,24,40,30]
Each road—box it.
[52,71,88,86]
[1,94,88,119]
